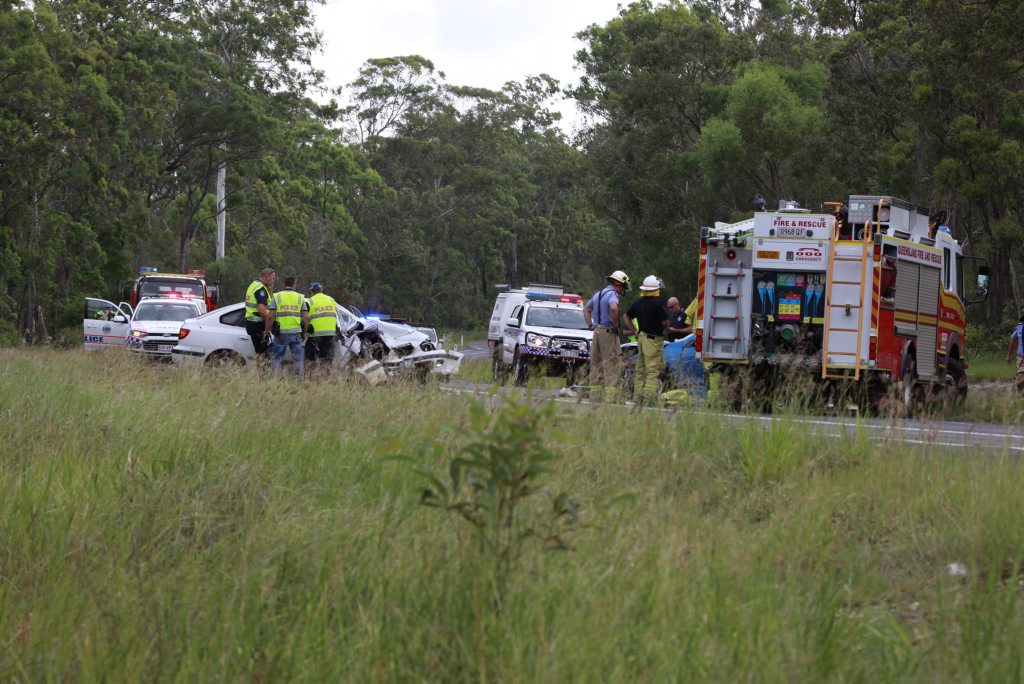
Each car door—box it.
[501,305,524,364]
[216,305,257,358]
[83,298,132,350]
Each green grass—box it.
[3,349,1024,680]
[968,353,1016,382]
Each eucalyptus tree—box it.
[820,0,1024,323]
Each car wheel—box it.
[492,349,508,385]
[206,350,245,367]
[512,347,528,387]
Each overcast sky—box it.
[313,0,629,131]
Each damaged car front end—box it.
[338,315,463,384]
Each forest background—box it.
[2,0,1022,345]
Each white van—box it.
[488,285,592,386]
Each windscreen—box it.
[134,301,199,322]
[138,278,203,299]
[525,306,588,330]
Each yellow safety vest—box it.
[245,280,270,322]
[272,290,305,334]
[306,292,338,337]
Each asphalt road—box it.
[440,380,1024,455]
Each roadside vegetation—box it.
[4,349,1024,680]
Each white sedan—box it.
[170,302,463,379]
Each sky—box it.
[312,0,629,132]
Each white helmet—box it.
[607,270,630,289]
[639,275,660,291]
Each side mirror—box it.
[976,265,991,298]
[112,315,127,323]
[505,316,520,328]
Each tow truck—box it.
[122,266,219,313]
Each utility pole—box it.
[216,156,226,263]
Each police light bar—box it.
[526,292,584,303]
[186,269,205,277]
[139,266,158,273]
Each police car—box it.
[83,296,204,357]
[490,289,592,386]
[126,297,205,357]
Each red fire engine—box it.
[695,194,990,412]
[821,195,989,411]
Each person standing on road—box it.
[1007,313,1024,394]
[305,282,339,372]
[584,270,635,400]
[265,276,310,378]
[245,268,276,357]
[627,275,669,404]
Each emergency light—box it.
[526,292,584,304]
[186,269,206,277]
[139,266,158,273]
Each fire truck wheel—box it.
[945,358,968,402]
[899,358,918,418]
[512,348,529,387]
[492,350,508,385]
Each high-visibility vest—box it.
[245,280,270,322]
[306,292,338,337]
[272,290,305,334]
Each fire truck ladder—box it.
[705,259,746,359]
[822,223,871,380]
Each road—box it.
[454,339,491,360]
[440,380,1024,454]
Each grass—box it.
[3,349,1024,680]
[967,353,1016,382]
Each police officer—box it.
[627,275,669,404]
[245,268,276,356]
[584,270,635,400]
[665,297,693,341]
[305,282,339,371]
[264,276,309,377]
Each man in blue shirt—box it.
[584,270,635,400]
[1007,313,1024,394]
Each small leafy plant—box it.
[393,397,578,589]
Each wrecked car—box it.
[171,302,462,381]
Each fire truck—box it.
[695,195,990,412]
[121,266,220,313]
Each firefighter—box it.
[583,270,635,400]
[305,282,339,372]
[265,275,309,378]
[245,268,276,357]
[627,275,669,404]
[1007,313,1024,394]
